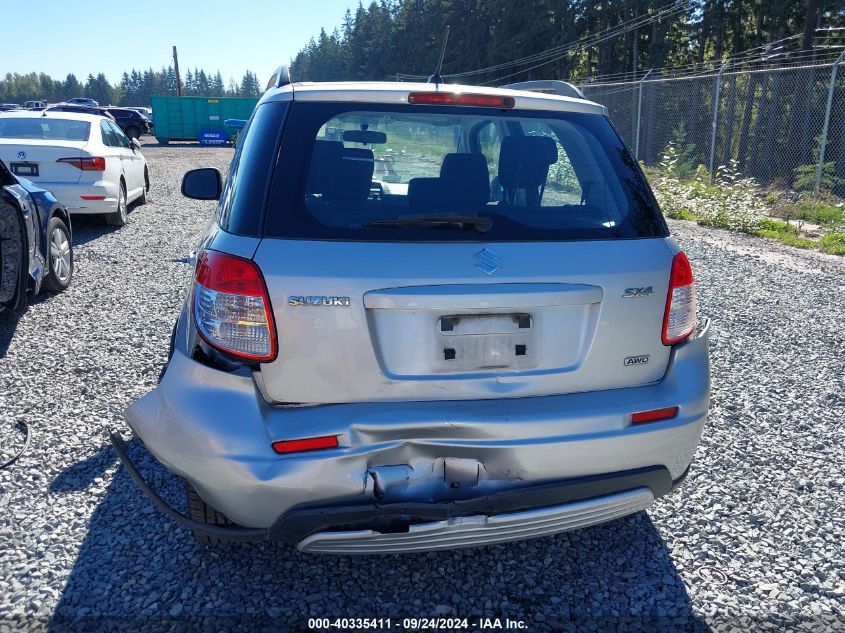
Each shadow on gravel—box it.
[68,201,147,247]
[48,438,711,632]
[49,444,117,494]
[68,217,120,247]
[0,307,27,358]
[0,292,52,357]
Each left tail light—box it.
[56,156,106,171]
[192,249,277,362]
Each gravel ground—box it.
[0,142,843,632]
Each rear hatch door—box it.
[254,238,673,404]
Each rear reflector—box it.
[408,92,515,108]
[80,195,105,200]
[662,251,697,345]
[192,250,277,362]
[272,435,339,454]
[57,156,106,171]
[631,406,679,424]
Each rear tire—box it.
[43,216,73,293]
[137,168,149,205]
[185,481,235,545]
[105,183,128,227]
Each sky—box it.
[1,0,357,85]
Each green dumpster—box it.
[150,96,259,144]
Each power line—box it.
[479,2,696,86]
[579,29,845,86]
[398,0,695,82]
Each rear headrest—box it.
[306,140,343,195]
[306,141,374,204]
[498,135,558,190]
[408,153,490,209]
[329,147,374,203]
[440,153,489,205]
[407,178,441,206]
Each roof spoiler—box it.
[266,66,291,92]
[500,80,585,100]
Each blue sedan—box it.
[0,159,73,312]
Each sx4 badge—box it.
[624,355,650,366]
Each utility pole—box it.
[173,46,182,96]
[709,59,731,179]
[631,2,639,80]
[816,49,845,191]
[635,69,652,160]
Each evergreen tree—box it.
[239,70,261,97]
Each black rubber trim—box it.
[671,461,693,491]
[270,465,673,542]
[112,428,678,544]
[109,430,268,542]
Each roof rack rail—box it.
[500,80,585,100]
[266,66,291,92]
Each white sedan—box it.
[0,111,148,226]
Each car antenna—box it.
[427,25,450,85]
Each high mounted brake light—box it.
[192,250,278,362]
[662,251,697,345]
[408,92,515,108]
[56,157,106,171]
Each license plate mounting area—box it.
[437,313,534,371]
[10,162,38,177]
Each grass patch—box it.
[666,208,698,221]
[647,160,845,255]
[754,218,817,249]
[796,199,845,228]
[757,218,799,235]
[819,232,845,255]
[755,228,816,249]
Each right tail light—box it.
[56,156,106,171]
[662,251,697,345]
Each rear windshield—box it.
[264,102,666,241]
[0,118,90,141]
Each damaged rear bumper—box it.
[109,429,682,550]
[122,320,709,549]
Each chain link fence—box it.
[579,58,845,194]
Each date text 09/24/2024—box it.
[308,618,527,629]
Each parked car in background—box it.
[0,158,73,312]
[23,101,47,110]
[0,104,21,112]
[46,103,116,121]
[0,111,148,227]
[125,106,152,119]
[106,107,151,139]
[118,77,710,551]
[66,97,99,107]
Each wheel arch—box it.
[50,204,72,239]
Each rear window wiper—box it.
[363,214,493,233]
